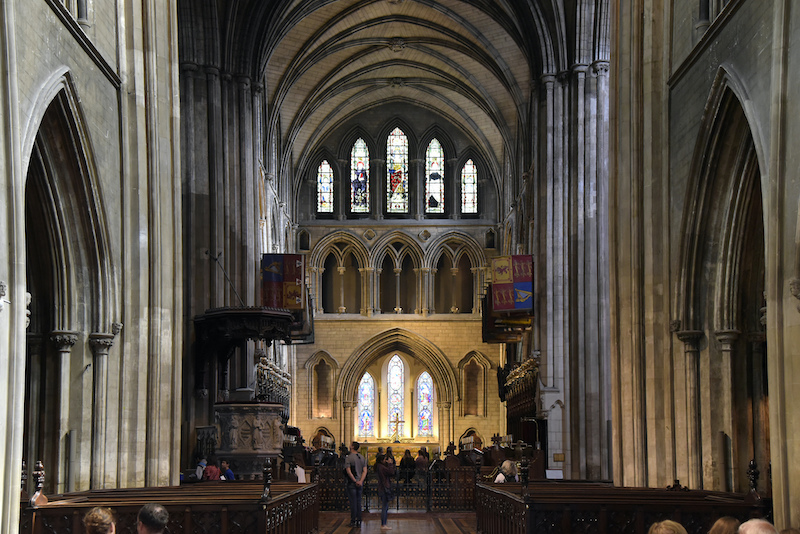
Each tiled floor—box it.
[319,511,478,534]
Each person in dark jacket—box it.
[376,454,396,530]
[399,449,415,483]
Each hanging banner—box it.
[261,254,304,309]
[491,255,533,312]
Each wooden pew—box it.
[476,481,772,534]
[20,481,318,534]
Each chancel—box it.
[2,1,800,533]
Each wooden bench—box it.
[476,481,771,534]
[19,481,318,534]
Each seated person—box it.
[220,459,235,480]
[494,460,519,483]
[83,507,116,534]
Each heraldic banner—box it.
[261,254,304,309]
[491,255,533,312]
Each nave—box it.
[319,512,476,534]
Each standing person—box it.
[376,453,397,530]
[137,503,169,534]
[345,441,368,528]
[399,449,415,483]
[708,516,740,534]
[203,456,221,480]
[83,507,116,534]
[220,459,235,481]
[415,448,429,472]
[195,457,207,480]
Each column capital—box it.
[676,330,704,350]
[591,61,610,76]
[88,332,115,356]
[714,329,741,348]
[50,330,79,350]
[342,401,355,410]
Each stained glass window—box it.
[317,160,334,213]
[357,373,375,437]
[386,127,408,213]
[417,372,434,437]
[387,355,405,437]
[351,138,370,212]
[461,159,478,214]
[425,139,445,214]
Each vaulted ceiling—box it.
[179,0,607,201]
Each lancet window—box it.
[387,355,405,436]
[417,372,434,436]
[351,139,370,213]
[461,159,478,214]
[317,160,334,213]
[357,373,375,437]
[425,139,445,214]
[386,128,409,213]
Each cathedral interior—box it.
[1,0,800,531]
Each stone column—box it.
[24,334,44,493]
[418,267,431,317]
[437,401,452,448]
[747,332,767,493]
[429,268,438,314]
[677,330,704,488]
[311,266,324,314]
[337,266,347,313]
[342,401,355,446]
[449,267,459,313]
[393,268,402,313]
[360,267,374,316]
[88,332,115,488]
[50,330,78,493]
[714,329,740,490]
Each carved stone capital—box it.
[676,330,704,351]
[342,401,355,410]
[714,329,741,351]
[88,333,115,356]
[540,73,557,86]
[50,330,79,351]
[592,61,610,75]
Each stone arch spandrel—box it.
[369,230,425,271]
[308,230,370,269]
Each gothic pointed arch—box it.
[23,69,116,333]
[369,230,424,270]
[338,328,457,408]
[458,351,492,417]
[674,66,768,493]
[676,66,766,331]
[304,351,340,419]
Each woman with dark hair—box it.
[203,455,221,480]
[376,453,396,530]
[83,507,116,534]
[708,516,740,534]
[399,449,415,483]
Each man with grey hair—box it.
[739,519,779,534]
